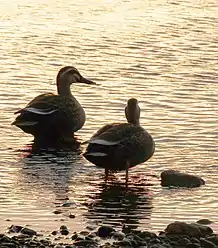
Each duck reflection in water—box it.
[84,178,153,232]
[18,147,83,207]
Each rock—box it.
[206,235,218,245]
[192,223,213,236]
[196,219,214,225]
[112,231,125,240]
[53,210,62,214]
[59,225,69,235]
[73,239,98,247]
[97,225,115,238]
[79,231,90,236]
[200,237,217,248]
[165,221,213,238]
[8,225,23,233]
[161,170,205,187]
[71,232,78,240]
[68,213,76,219]
[20,227,37,236]
[51,230,58,235]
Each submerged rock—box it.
[160,169,205,187]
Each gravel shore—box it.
[1,220,218,248]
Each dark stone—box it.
[79,231,89,236]
[62,202,75,207]
[200,237,216,248]
[112,231,125,240]
[8,225,23,233]
[161,170,205,187]
[178,237,192,246]
[165,221,213,237]
[196,219,214,225]
[51,230,58,235]
[192,223,213,236]
[206,235,218,245]
[60,225,68,230]
[60,229,69,235]
[68,213,76,219]
[0,243,17,248]
[88,233,97,239]
[187,243,201,248]
[20,227,37,236]
[140,231,157,239]
[117,238,132,247]
[73,239,98,247]
[53,210,62,214]
[71,232,78,240]
[97,225,115,238]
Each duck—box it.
[12,66,96,145]
[83,98,155,183]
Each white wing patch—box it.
[25,107,58,115]
[85,152,107,156]
[89,139,119,146]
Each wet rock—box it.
[59,225,69,235]
[88,232,97,239]
[8,225,23,233]
[71,232,78,240]
[197,219,214,225]
[51,230,58,235]
[86,225,96,231]
[112,231,125,240]
[20,227,37,236]
[53,210,63,214]
[200,237,217,248]
[206,234,218,245]
[165,221,213,237]
[0,242,17,248]
[79,230,89,236]
[73,239,98,247]
[161,170,205,187]
[62,202,75,207]
[97,225,115,238]
[68,213,76,219]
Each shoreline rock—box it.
[1,220,217,248]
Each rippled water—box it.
[0,0,217,236]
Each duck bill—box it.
[81,76,96,85]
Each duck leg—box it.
[125,161,130,187]
[105,168,109,182]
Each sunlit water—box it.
[0,0,217,237]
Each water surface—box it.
[0,0,218,235]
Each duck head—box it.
[125,98,140,125]
[57,66,96,96]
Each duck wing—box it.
[89,123,143,145]
[14,93,59,115]
[84,123,154,170]
[12,93,61,129]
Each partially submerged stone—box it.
[161,169,205,187]
[165,221,213,237]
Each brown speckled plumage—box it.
[12,66,95,144]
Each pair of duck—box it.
[12,66,155,183]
